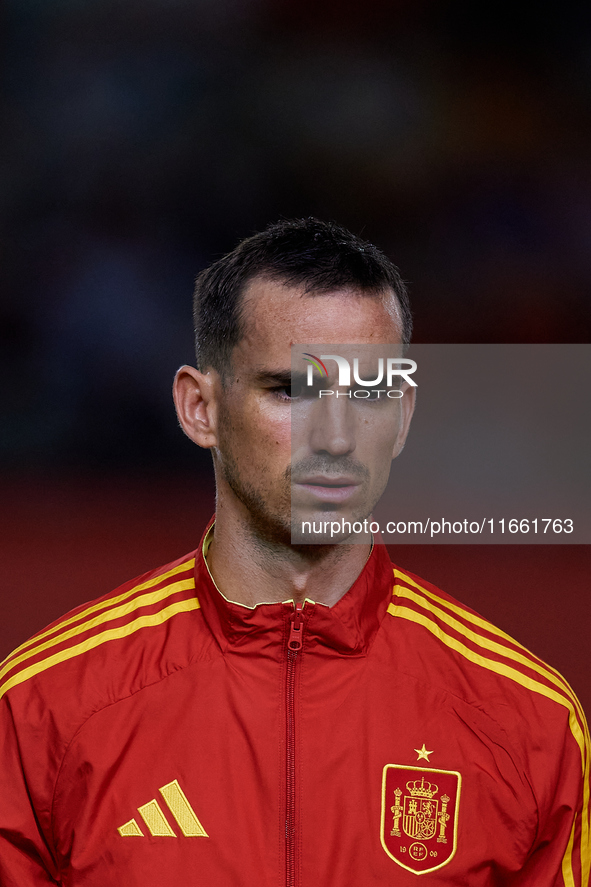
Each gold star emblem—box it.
[414,744,433,762]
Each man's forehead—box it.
[242,273,398,306]
[240,275,403,341]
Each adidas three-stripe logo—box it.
[118,779,208,838]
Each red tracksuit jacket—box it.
[0,527,589,885]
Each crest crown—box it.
[406,776,438,799]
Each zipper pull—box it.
[288,601,304,652]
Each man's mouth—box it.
[293,475,361,504]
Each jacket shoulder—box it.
[0,550,205,711]
[387,563,587,754]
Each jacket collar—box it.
[193,521,394,657]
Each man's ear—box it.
[392,383,416,459]
[173,365,219,449]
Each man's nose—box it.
[309,396,356,456]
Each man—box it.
[0,218,588,886]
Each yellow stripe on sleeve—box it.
[393,583,587,728]
[562,814,576,887]
[0,597,200,701]
[389,602,587,758]
[1,558,196,667]
[393,568,571,683]
[0,577,196,684]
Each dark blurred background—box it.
[1,1,590,708]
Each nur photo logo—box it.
[303,352,417,399]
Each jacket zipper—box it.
[286,601,304,887]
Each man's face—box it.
[213,277,415,545]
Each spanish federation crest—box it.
[380,764,461,875]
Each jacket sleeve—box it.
[0,694,61,886]
[513,703,590,887]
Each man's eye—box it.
[275,380,305,400]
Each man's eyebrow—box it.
[253,369,307,386]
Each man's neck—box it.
[206,501,372,609]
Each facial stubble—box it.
[215,405,387,550]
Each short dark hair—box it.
[193,217,412,375]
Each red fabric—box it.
[0,530,588,885]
